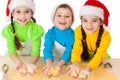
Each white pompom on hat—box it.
[5,0,35,21]
[79,0,110,28]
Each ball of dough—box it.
[79,73,86,79]
[71,71,77,78]
[48,67,59,76]
[18,68,26,74]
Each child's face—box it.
[12,6,33,26]
[53,8,73,30]
[81,15,103,34]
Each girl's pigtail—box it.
[93,25,104,55]
[81,26,90,61]
[11,15,23,50]
[31,17,36,23]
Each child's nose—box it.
[20,13,25,17]
[87,22,93,28]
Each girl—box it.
[2,0,44,76]
[67,0,111,80]
[43,3,74,78]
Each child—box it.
[43,3,74,77]
[67,0,111,79]
[2,0,44,76]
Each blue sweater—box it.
[43,26,74,64]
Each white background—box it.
[0,0,120,58]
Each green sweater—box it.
[2,21,44,56]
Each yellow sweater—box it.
[71,25,111,69]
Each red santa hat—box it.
[79,0,110,28]
[5,0,35,21]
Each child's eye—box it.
[25,10,30,13]
[57,15,61,17]
[16,11,21,13]
[93,20,97,22]
[82,19,87,22]
[66,16,70,18]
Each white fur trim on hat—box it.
[79,5,104,20]
[9,0,35,13]
[51,2,74,23]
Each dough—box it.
[78,73,86,79]
[7,63,117,80]
[18,68,26,74]
[47,67,54,76]
[71,70,77,78]
[48,67,59,76]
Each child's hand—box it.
[43,64,53,76]
[54,66,61,77]
[78,69,90,80]
[71,70,78,78]
[16,62,27,76]
[67,62,80,78]
[26,64,36,76]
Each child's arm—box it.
[44,59,53,76]
[87,30,111,70]
[56,60,66,69]
[60,29,74,64]
[46,58,53,65]
[30,55,39,64]
[10,54,23,65]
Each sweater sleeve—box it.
[59,29,74,64]
[87,30,111,70]
[43,29,54,63]
[2,24,17,56]
[30,24,44,56]
[71,26,83,63]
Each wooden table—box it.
[0,56,120,80]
